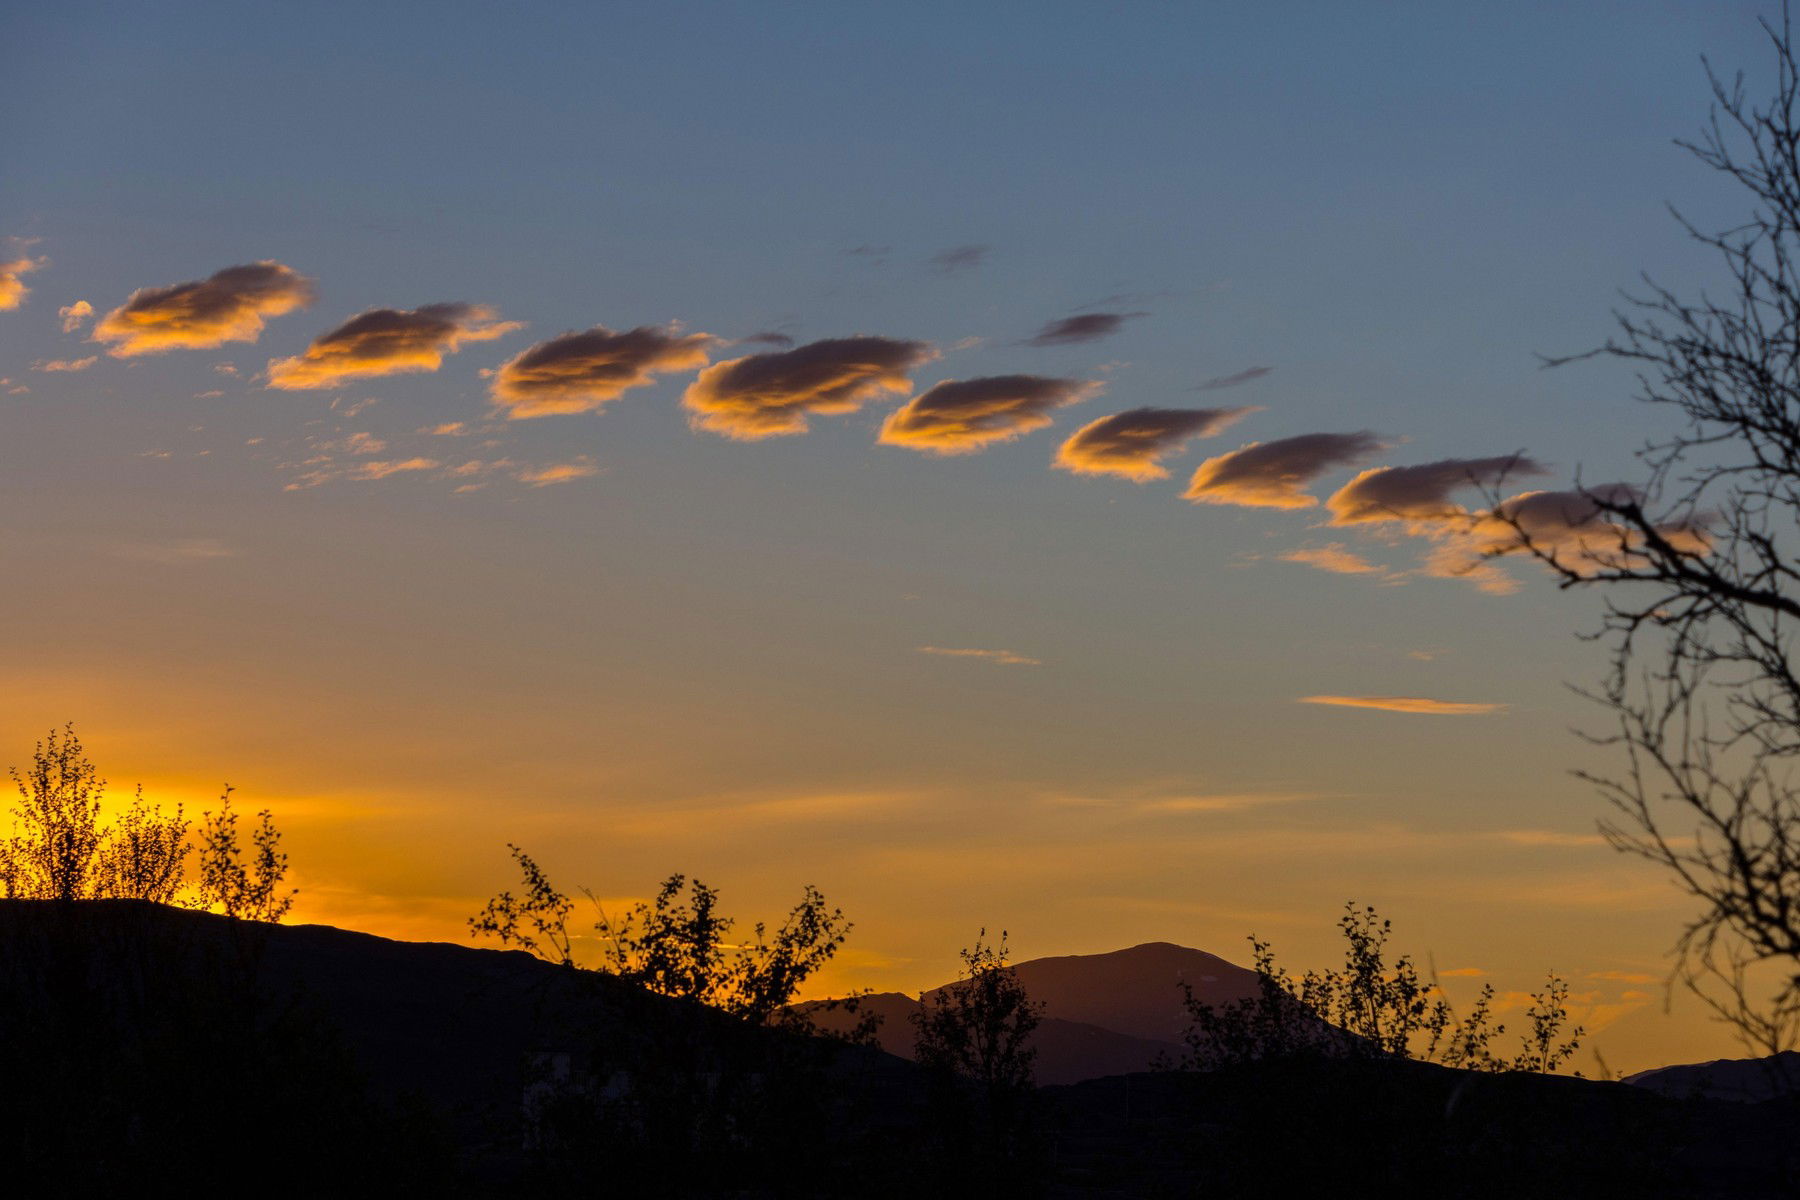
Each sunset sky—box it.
[1,1,1777,1071]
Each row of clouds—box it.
[12,256,1703,592]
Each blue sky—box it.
[0,1,1781,1069]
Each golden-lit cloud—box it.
[33,356,97,373]
[267,302,519,389]
[1326,454,1545,525]
[347,457,440,480]
[0,255,43,311]
[1417,483,1710,594]
[58,299,93,332]
[489,324,713,418]
[1025,311,1142,346]
[94,261,314,356]
[1277,543,1386,576]
[1184,431,1385,508]
[421,422,467,436]
[1053,406,1256,481]
[516,458,599,487]
[1439,967,1488,978]
[879,374,1100,455]
[1298,694,1506,715]
[683,335,936,439]
[915,645,1041,666]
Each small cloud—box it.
[0,254,44,311]
[58,299,93,332]
[1278,543,1386,576]
[1439,967,1488,978]
[1196,366,1272,391]
[1327,455,1546,526]
[1024,311,1144,347]
[0,377,24,394]
[738,330,795,348]
[930,244,989,274]
[1407,649,1440,661]
[516,458,599,487]
[844,243,891,260]
[915,645,1041,666]
[195,389,225,399]
[1053,406,1256,481]
[489,324,713,418]
[880,375,1101,455]
[214,362,239,376]
[1184,431,1385,509]
[33,356,97,373]
[420,421,467,436]
[1298,694,1506,716]
[1587,970,1657,984]
[267,302,519,389]
[347,457,439,480]
[337,431,387,456]
[683,336,936,440]
[94,261,314,356]
[112,537,234,565]
[1495,829,1607,847]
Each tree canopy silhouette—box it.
[1512,8,1800,1059]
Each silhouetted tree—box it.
[1177,903,1581,1073]
[0,725,188,903]
[470,846,873,1190]
[1507,8,1800,1060]
[912,930,1042,1182]
[192,786,294,922]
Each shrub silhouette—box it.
[912,930,1043,1187]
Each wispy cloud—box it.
[930,244,989,275]
[683,336,936,439]
[488,324,713,418]
[33,356,96,373]
[111,537,235,565]
[94,261,314,356]
[58,299,93,332]
[267,302,519,389]
[915,645,1041,666]
[1184,431,1385,509]
[516,458,599,487]
[1298,694,1506,716]
[1196,366,1272,391]
[1054,406,1257,481]
[1025,311,1143,347]
[1277,543,1386,576]
[880,375,1100,455]
[0,253,44,311]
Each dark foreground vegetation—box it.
[1,900,1796,1199]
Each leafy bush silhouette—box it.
[911,930,1043,1187]
[1176,902,1582,1073]
[471,844,882,1192]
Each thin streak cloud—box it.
[1298,694,1507,716]
[1025,311,1143,346]
[915,646,1041,666]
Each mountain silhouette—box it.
[804,941,1265,1084]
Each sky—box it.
[0,1,1783,1072]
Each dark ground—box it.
[1,901,1793,1198]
